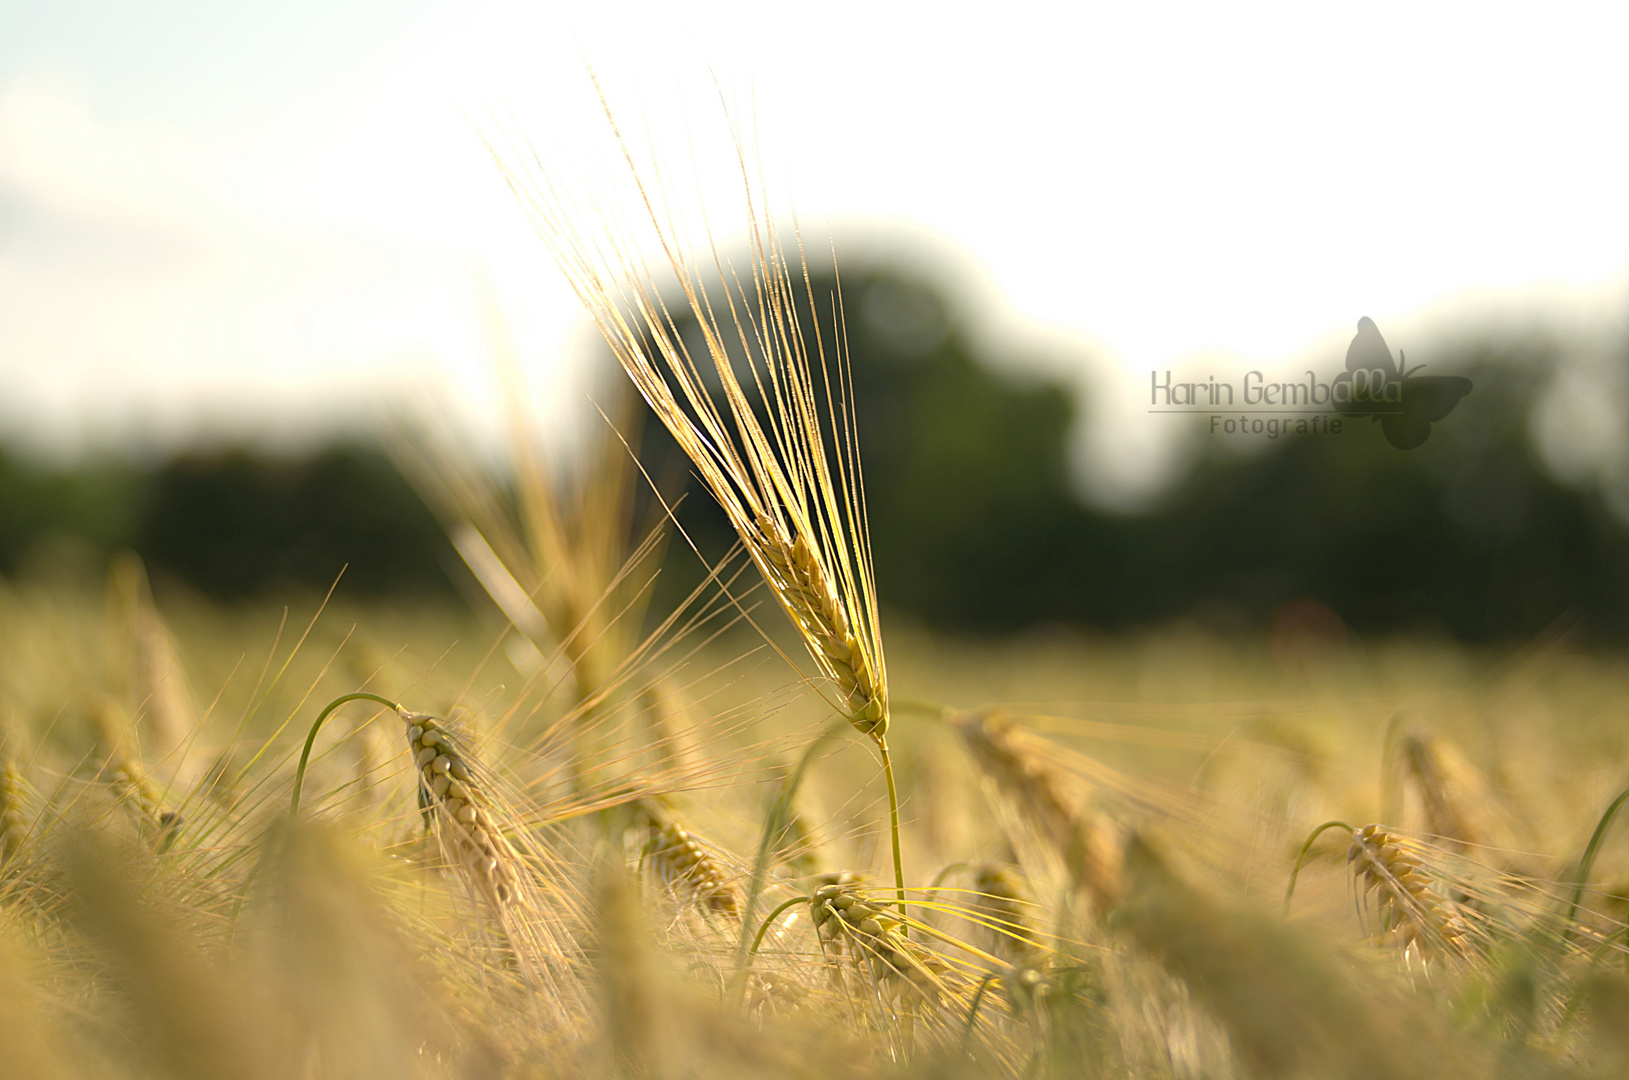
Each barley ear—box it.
[400,709,520,915]
[1347,824,1468,955]
[636,798,742,918]
[0,757,31,866]
[947,707,1125,911]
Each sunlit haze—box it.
[3,1,1626,506]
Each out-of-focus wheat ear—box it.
[634,797,742,919]
[200,747,240,808]
[947,708,1124,912]
[593,859,667,1078]
[1119,832,1486,1080]
[0,757,31,867]
[0,933,71,1079]
[634,679,702,777]
[60,833,288,1080]
[1347,824,1468,957]
[340,636,405,702]
[86,694,182,844]
[778,796,832,881]
[972,863,1041,963]
[104,552,193,761]
[1396,731,1519,855]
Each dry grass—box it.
[2,568,1629,1076]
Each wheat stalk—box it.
[500,101,906,916]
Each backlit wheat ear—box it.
[948,708,1124,912]
[1347,824,1467,956]
[502,104,903,908]
[972,863,1040,962]
[602,250,886,735]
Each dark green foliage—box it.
[635,259,1629,641]
[0,442,458,600]
[136,445,457,599]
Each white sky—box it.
[2,1,1627,504]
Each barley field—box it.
[4,122,1629,1080]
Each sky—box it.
[2,1,1627,506]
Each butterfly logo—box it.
[1334,317,1472,449]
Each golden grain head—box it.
[1347,824,1467,954]
[809,882,951,1002]
[636,799,741,918]
[400,708,518,911]
[502,132,890,739]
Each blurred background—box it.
[4,1,1629,644]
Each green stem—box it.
[959,973,999,1053]
[931,862,970,891]
[1283,819,1354,916]
[733,720,848,975]
[290,692,400,817]
[747,896,812,960]
[1563,786,1629,939]
[876,733,908,926]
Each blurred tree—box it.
[633,258,1629,642]
[133,445,457,599]
[0,449,145,572]
[2,258,1627,642]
